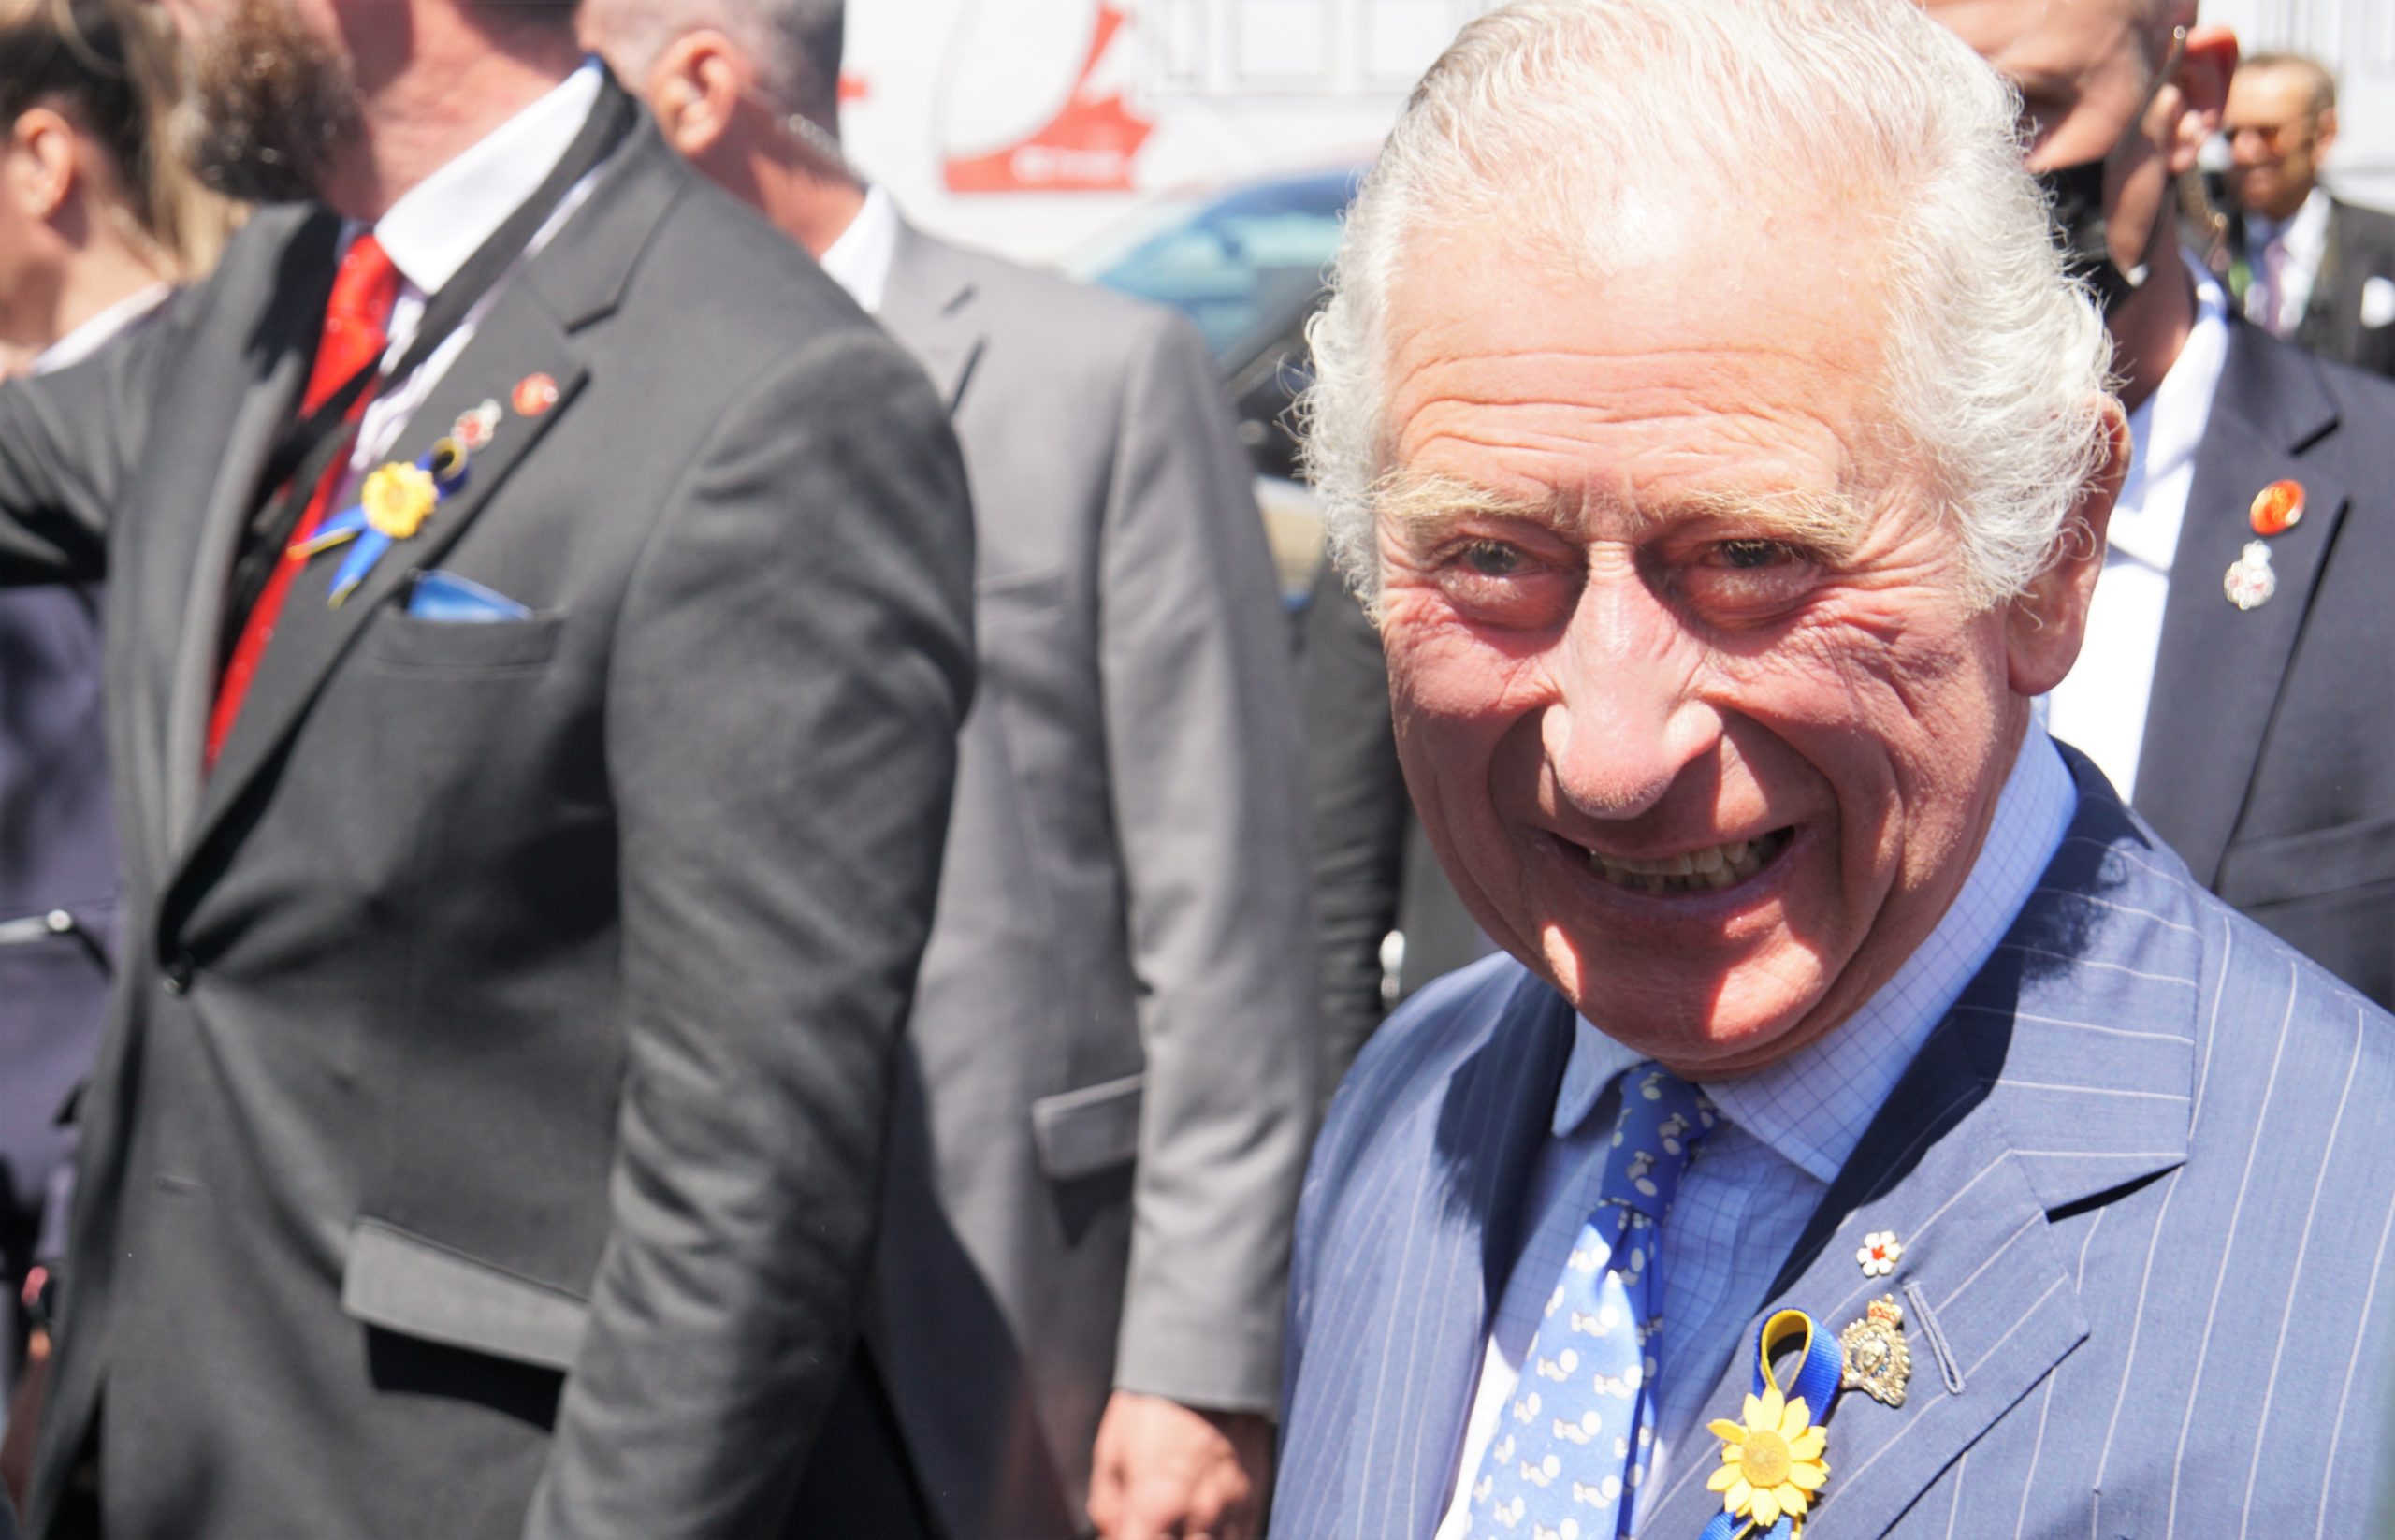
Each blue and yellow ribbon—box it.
[1698,1310,1845,1540]
[290,436,470,606]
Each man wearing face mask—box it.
[1928,0,2395,1010]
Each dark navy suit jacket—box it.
[2136,320,2395,1007]
[1275,755,2395,1536]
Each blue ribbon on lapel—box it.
[1696,1309,1844,1540]
[290,436,472,606]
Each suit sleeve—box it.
[1101,309,1319,1415]
[1300,562,1407,1105]
[525,330,975,1540]
[0,312,175,585]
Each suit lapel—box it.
[1282,968,1571,1538]
[160,211,344,851]
[1390,978,1572,1535]
[1638,763,2199,1538]
[877,222,984,412]
[187,299,586,850]
[2296,200,2352,356]
[1633,1042,2090,1540]
[2132,324,2344,886]
[167,126,686,898]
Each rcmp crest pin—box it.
[1838,1296,1912,1408]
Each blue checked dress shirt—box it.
[1432,725,2077,1539]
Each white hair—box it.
[1306,0,2116,610]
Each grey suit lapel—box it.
[159,210,345,852]
[185,299,588,853]
[166,128,685,901]
[2133,324,2345,886]
[1637,764,2199,1539]
[876,221,984,412]
[1279,968,1571,1538]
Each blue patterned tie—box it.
[1466,1063,1718,1539]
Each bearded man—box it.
[0,0,976,1534]
[1270,2,2395,1536]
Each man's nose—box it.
[1540,564,1722,821]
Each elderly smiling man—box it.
[1270,1,2395,1537]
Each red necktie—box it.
[208,232,400,769]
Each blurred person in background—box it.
[2218,51,2395,377]
[0,0,978,1529]
[0,0,225,1501]
[1301,559,1482,1103]
[1929,0,2395,1010]
[583,4,1315,1538]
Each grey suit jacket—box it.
[856,222,1314,1538]
[1274,753,2395,1536]
[0,114,976,1540]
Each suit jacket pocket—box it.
[2217,812,2395,908]
[365,611,565,672]
[341,1218,588,1372]
[1031,1071,1144,1182]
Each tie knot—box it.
[329,231,400,329]
[304,231,402,415]
[1599,1063,1717,1221]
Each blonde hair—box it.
[0,0,238,277]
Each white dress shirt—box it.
[2242,186,2331,337]
[32,282,170,375]
[328,60,606,510]
[1433,724,2078,1539]
[816,182,901,316]
[2039,254,2229,800]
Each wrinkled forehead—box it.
[1372,211,1914,531]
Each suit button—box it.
[162,954,195,995]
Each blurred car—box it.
[1072,163,1367,606]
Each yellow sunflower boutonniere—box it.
[361,460,439,541]
[1707,1385,1829,1532]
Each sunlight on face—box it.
[1374,218,2032,1077]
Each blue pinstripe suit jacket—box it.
[1274,755,2395,1538]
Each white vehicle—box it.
[843,0,1487,263]
[842,0,2395,269]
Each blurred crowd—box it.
[0,0,2390,1537]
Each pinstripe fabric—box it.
[1433,732,2078,1540]
[1276,748,2395,1538]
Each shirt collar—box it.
[2108,252,2230,573]
[2248,186,2331,265]
[369,59,603,298]
[33,282,170,374]
[1555,721,2079,1182]
[817,183,901,315]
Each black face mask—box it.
[2031,26,2187,315]
[2035,155,2144,312]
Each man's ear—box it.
[2169,26,2240,173]
[7,108,77,224]
[641,31,745,160]
[2315,102,2340,162]
[2007,400,2129,698]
